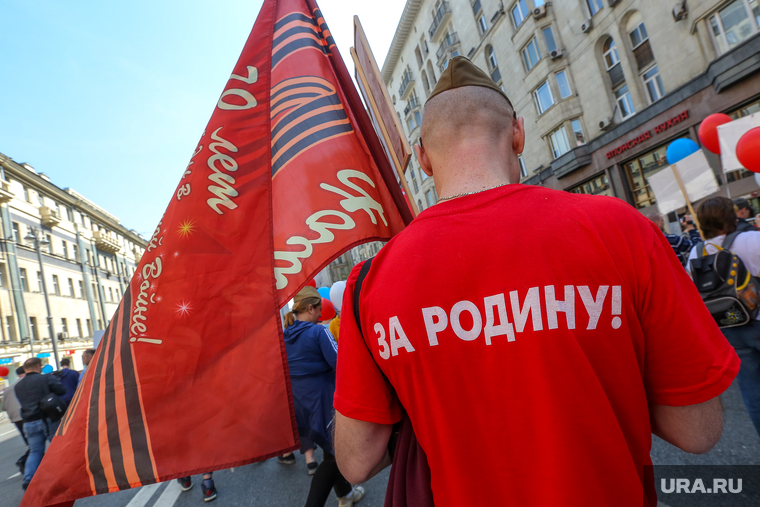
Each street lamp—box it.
[24,227,60,369]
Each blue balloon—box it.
[42,364,53,374]
[666,138,700,164]
[318,287,331,301]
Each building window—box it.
[548,125,571,159]
[73,244,79,262]
[512,0,528,28]
[6,317,16,342]
[61,318,68,336]
[587,0,604,16]
[68,278,75,297]
[406,110,422,133]
[109,287,114,302]
[45,234,52,253]
[569,173,612,197]
[629,21,649,48]
[78,280,85,299]
[543,26,558,53]
[603,38,620,70]
[426,189,437,207]
[30,317,39,341]
[486,46,502,84]
[556,71,572,99]
[19,268,28,292]
[0,267,5,288]
[418,199,424,212]
[615,85,636,119]
[62,240,68,259]
[52,275,60,296]
[77,318,83,338]
[92,283,98,300]
[12,222,20,243]
[643,65,665,103]
[533,80,555,115]
[37,192,44,207]
[519,156,528,179]
[570,119,586,146]
[37,271,43,292]
[413,179,419,193]
[477,13,488,34]
[522,37,541,71]
[622,140,686,209]
[415,46,423,68]
[421,70,431,95]
[23,186,30,202]
[87,319,93,337]
[709,0,760,56]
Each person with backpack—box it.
[688,196,760,437]
[15,357,66,490]
[647,211,693,266]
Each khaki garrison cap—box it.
[294,286,320,303]
[426,56,515,114]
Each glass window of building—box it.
[53,275,60,296]
[418,199,424,212]
[19,268,28,292]
[486,46,502,85]
[0,267,5,289]
[556,71,572,99]
[6,317,16,341]
[570,119,586,146]
[622,140,687,209]
[29,317,38,341]
[629,22,649,48]
[45,234,52,253]
[548,125,571,159]
[709,0,760,55]
[533,80,555,115]
[78,280,85,299]
[543,26,557,53]
[87,319,93,336]
[512,0,528,27]
[61,318,68,335]
[729,97,760,119]
[68,278,75,297]
[522,38,541,71]
[426,189,436,207]
[478,14,488,35]
[615,85,636,119]
[23,186,30,202]
[38,192,44,207]
[603,38,620,70]
[73,244,79,262]
[62,240,68,259]
[519,155,528,178]
[37,271,43,292]
[12,222,20,243]
[569,173,613,197]
[77,319,83,338]
[587,0,604,16]
[643,65,665,103]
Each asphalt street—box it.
[1,378,758,507]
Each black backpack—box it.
[39,375,67,422]
[690,232,760,328]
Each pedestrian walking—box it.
[647,211,693,265]
[688,196,760,437]
[680,214,702,243]
[54,357,79,407]
[15,357,66,490]
[1,366,30,474]
[177,472,218,502]
[284,286,364,507]
[333,56,738,507]
[78,348,95,385]
[733,198,758,232]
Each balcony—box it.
[404,96,420,116]
[40,206,61,227]
[94,230,121,254]
[428,2,452,43]
[0,179,14,204]
[436,32,460,63]
[398,68,415,100]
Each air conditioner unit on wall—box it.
[599,117,615,131]
[533,5,547,19]
[673,0,688,21]
[581,19,593,33]
[550,49,564,60]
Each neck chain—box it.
[437,183,509,203]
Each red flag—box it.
[21,1,410,505]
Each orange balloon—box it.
[698,113,732,154]
[736,127,760,173]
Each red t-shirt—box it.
[334,184,739,507]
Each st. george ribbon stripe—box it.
[273,12,316,32]
[118,287,156,485]
[103,306,129,489]
[86,315,112,492]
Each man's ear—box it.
[513,116,526,155]
[415,143,433,177]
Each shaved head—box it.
[421,86,516,156]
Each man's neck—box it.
[434,152,514,201]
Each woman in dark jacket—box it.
[283,286,364,507]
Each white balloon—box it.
[330,281,347,314]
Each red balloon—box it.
[320,298,336,321]
[306,279,317,288]
[736,127,760,173]
[698,113,732,154]
[0,366,9,377]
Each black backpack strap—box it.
[353,258,374,337]
[722,231,742,251]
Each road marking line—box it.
[153,480,182,507]
[0,429,19,437]
[125,483,161,507]
[7,472,21,480]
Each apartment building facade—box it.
[383,0,760,223]
[0,152,147,378]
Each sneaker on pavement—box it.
[338,485,365,507]
[202,479,218,502]
[22,481,29,491]
[277,453,296,465]
[307,461,319,476]
[178,477,193,492]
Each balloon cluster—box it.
[696,113,760,172]
[311,280,348,322]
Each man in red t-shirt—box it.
[332,57,739,507]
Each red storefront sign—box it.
[606,111,689,159]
